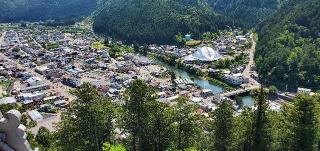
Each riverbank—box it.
[148,52,236,91]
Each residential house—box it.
[0,97,17,105]
[223,74,245,86]
[28,110,43,121]
[18,92,45,104]
[20,84,50,93]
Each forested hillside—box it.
[255,0,320,89]
[207,0,284,27]
[0,0,98,22]
[93,0,235,44]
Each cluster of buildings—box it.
[0,56,67,108]
[0,25,239,128]
[5,25,258,119]
[0,24,291,137]
[0,24,300,144]
[148,29,251,86]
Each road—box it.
[241,33,260,88]
[243,33,257,79]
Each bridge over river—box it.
[218,86,260,97]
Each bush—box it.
[268,85,278,95]
[36,127,53,148]
[102,142,126,151]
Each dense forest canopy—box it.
[93,0,235,44]
[0,0,285,42]
[255,0,320,89]
[206,0,284,27]
[0,0,98,22]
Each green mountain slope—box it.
[255,0,320,89]
[207,0,285,27]
[93,0,235,44]
[0,0,98,22]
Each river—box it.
[153,58,255,107]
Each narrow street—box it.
[242,33,260,87]
[243,33,257,79]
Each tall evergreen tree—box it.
[123,80,156,151]
[231,108,254,151]
[171,97,199,150]
[56,83,115,151]
[292,94,320,151]
[213,100,234,151]
[144,101,173,151]
[252,87,269,150]
[266,106,295,151]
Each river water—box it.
[153,59,255,107]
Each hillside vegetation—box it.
[0,0,98,22]
[207,0,284,27]
[93,0,235,44]
[255,0,320,89]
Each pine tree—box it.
[231,108,255,151]
[252,87,269,150]
[213,100,234,151]
[171,97,199,150]
[292,94,320,151]
[144,101,173,151]
[266,106,295,151]
[123,80,156,151]
[56,83,115,151]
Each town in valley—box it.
[1,22,305,135]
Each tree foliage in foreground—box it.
[252,88,269,150]
[213,100,234,151]
[35,127,53,149]
[51,82,320,151]
[55,83,115,151]
[102,142,126,151]
[122,80,204,150]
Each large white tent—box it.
[184,47,221,62]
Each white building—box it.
[184,47,221,62]
[18,92,45,104]
[28,110,43,121]
[0,97,17,105]
[297,87,312,95]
